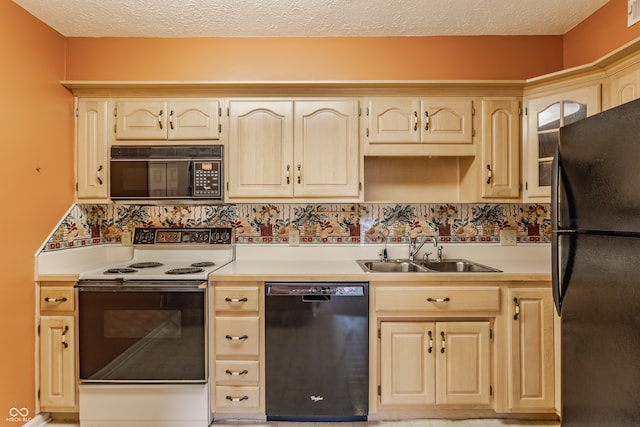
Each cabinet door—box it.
[507,288,555,411]
[524,85,600,200]
[608,62,640,108]
[227,100,294,198]
[366,98,421,143]
[76,99,109,200]
[40,316,76,410]
[294,100,360,198]
[421,98,474,144]
[380,322,436,406]
[168,99,221,140]
[436,321,491,406]
[481,98,520,199]
[115,100,167,140]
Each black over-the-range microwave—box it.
[110,145,223,201]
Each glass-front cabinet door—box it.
[525,84,601,200]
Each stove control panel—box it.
[133,227,233,245]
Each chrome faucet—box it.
[409,235,439,261]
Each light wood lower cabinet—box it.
[506,287,555,412]
[380,321,491,407]
[212,282,264,417]
[38,284,77,412]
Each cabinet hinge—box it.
[378,385,381,396]
[525,181,529,191]
[218,123,222,133]
[366,107,370,116]
[358,107,362,117]
[518,106,523,116]
[113,123,117,134]
[471,104,476,115]
[218,107,222,117]
[75,183,78,192]
[113,107,117,117]
[37,324,40,335]
[359,182,362,191]
[490,329,493,339]
[490,385,493,396]
[472,128,476,137]
[366,128,370,138]
[37,389,40,399]
[226,182,229,191]
[524,107,528,116]
[75,107,79,118]
[226,107,230,116]
[378,328,381,339]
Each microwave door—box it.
[166,161,191,198]
[148,162,168,197]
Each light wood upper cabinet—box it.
[293,100,360,198]
[227,99,360,200]
[227,100,294,198]
[481,98,521,199]
[76,99,109,200]
[524,84,600,200]
[115,99,221,140]
[506,288,555,412]
[364,97,475,156]
[379,321,491,407]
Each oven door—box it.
[76,282,207,383]
[110,159,191,199]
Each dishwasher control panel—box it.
[266,282,368,296]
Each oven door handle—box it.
[75,283,206,292]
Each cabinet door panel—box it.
[422,98,473,144]
[77,99,109,200]
[436,321,491,406]
[294,100,359,197]
[169,99,220,140]
[116,100,167,140]
[507,288,555,411]
[367,98,421,143]
[228,101,294,198]
[380,322,436,405]
[482,99,520,198]
[40,316,76,410]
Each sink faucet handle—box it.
[423,252,432,262]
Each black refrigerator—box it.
[552,98,640,426]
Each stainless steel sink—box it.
[357,258,501,273]
[419,259,502,273]
[357,259,430,273]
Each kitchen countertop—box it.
[35,242,551,283]
[210,243,552,283]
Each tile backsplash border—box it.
[43,203,551,251]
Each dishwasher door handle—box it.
[302,295,331,302]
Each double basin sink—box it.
[357,259,502,273]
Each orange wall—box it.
[0,2,73,425]
[564,0,640,68]
[65,36,564,81]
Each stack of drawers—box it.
[212,282,263,416]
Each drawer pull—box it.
[225,297,248,303]
[45,297,68,303]
[225,369,249,376]
[225,334,249,341]
[226,395,249,402]
[427,297,450,303]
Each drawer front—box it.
[215,386,260,410]
[214,287,260,312]
[40,287,74,312]
[215,317,260,356]
[375,286,500,312]
[215,360,259,384]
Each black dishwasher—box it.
[265,282,369,422]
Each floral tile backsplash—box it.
[43,203,550,251]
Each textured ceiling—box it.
[13,0,610,38]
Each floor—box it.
[47,420,560,427]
